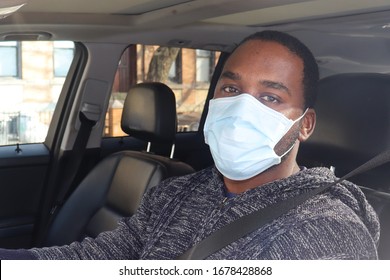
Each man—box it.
[0,30,379,259]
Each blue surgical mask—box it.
[204,94,306,181]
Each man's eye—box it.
[222,86,240,94]
[261,95,279,103]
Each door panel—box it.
[0,144,50,248]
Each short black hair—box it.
[238,30,319,109]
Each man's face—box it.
[214,39,306,156]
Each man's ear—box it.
[298,108,316,142]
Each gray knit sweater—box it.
[27,166,379,259]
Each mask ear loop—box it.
[279,108,309,158]
[295,108,309,122]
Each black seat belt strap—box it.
[177,149,390,260]
[50,111,97,216]
[34,104,100,246]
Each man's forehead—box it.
[230,40,299,62]
[225,40,305,77]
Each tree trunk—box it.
[146,47,180,82]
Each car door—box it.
[0,40,86,249]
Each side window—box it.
[0,41,75,145]
[105,45,220,137]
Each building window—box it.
[196,49,214,83]
[168,50,182,83]
[0,41,20,77]
[53,41,74,77]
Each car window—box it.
[105,45,220,137]
[0,41,75,146]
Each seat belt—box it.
[34,104,100,246]
[177,149,390,260]
[49,110,97,215]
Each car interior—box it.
[43,82,195,247]
[0,0,389,259]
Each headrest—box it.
[121,82,177,143]
[300,73,390,170]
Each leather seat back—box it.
[299,73,390,188]
[298,73,390,259]
[44,82,195,246]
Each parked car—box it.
[0,0,389,259]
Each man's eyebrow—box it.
[220,71,241,80]
[220,72,291,95]
[261,80,291,95]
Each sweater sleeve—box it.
[257,216,378,260]
[0,248,37,260]
[29,185,159,260]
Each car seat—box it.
[43,82,195,246]
[298,72,390,259]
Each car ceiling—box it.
[1,0,390,76]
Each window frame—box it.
[0,41,21,78]
[105,44,221,137]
